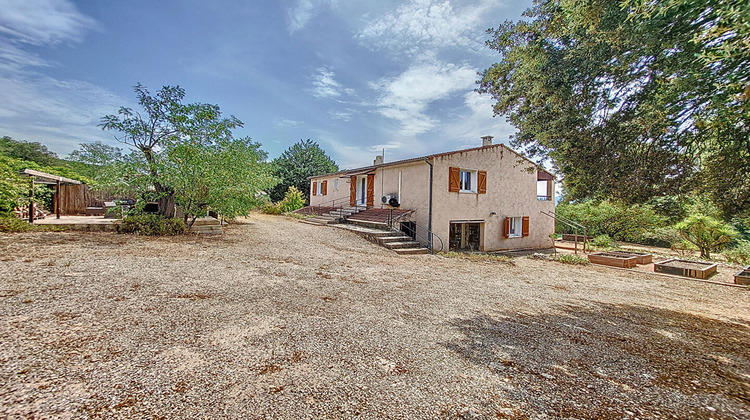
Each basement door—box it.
[449,222,482,251]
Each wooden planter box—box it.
[588,252,639,268]
[562,234,593,242]
[734,270,750,286]
[654,259,718,279]
[607,251,653,265]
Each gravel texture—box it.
[1,213,749,419]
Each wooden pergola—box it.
[20,169,81,222]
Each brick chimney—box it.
[374,155,384,165]
[481,135,493,147]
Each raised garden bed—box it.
[607,251,653,265]
[588,252,639,268]
[654,259,718,279]
[734,269,750,286]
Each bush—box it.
[724,240,750,266]
[116,215,186,236]
[0,214,33,232]
[591,234,611,248]
[555,200,664,243]
[555,254,589,265]
[277,186,305,213]
[262,203,282,214]
[675,215,737,259]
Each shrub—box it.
[591,234,611,248]
[0,214,33,232]
[262,203,282,214]
[277,186,305,213]
[555,200,664,243]
[724,240,750,266]
[675,215,737,259]
[555,254,589,265]
[116,215,186,236]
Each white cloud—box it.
[0,74,124,153]
[0,0,123,154]
[310,67,354,99]
[328,110,353,121]
[0,0,96,45]
[440,91,516,147]
[369,59,477,136]
[287,0,315,33]
[275,118,302,128]
[356,0,492,55]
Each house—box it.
[308,136,556,252]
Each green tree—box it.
[676,215,738,259]
[159,137,276,226]
[478,0,749,212]
[269,139,338,203]
[100,83,243,216]
[0,136,59,166]
[69,141,123,166]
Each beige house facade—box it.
[309,137,556,252]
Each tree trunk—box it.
[142,147,175,217]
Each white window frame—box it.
[333,178,339,192]
[459,169,477,193]
[508,216,523,238]
[314,181,324,196]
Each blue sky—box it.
[0,0,532,168]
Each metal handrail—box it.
[386,213,444,254]
[541,210,588,254]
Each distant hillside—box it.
[0,136,95,183]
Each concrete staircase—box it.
[330,224,429,255]
[299,206,365,226]
[377,233,428,255]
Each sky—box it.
[0,0,533,169]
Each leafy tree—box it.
[555,200,664,243]
[159,137,276,226]
[100,84,243,216]
[478,0,749,212]
[69,141,123,166]
[676,215,738,259]
[269,139,338,203]
[0,136,59,166]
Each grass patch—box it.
[554,254,590,265]
[440,251,515,264]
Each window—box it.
[334,178,339,191]
[508,216,522,238]
[449,167,486,194]
[504,216,529,239]
[460,170,473,192]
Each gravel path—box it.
[1,213,749,419]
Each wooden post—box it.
[56,180,61,219]
[28,178,34,224]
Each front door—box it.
[359,176,366,205]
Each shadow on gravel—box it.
[443,303,750,419]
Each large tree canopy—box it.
[100,84,276,220]
[478,0,749,216]
[269,139,338,203]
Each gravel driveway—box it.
[2,213,749,419]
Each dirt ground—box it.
[1,213,749,419]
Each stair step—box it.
[299,219,324,226]
[394,247,429,255]
[383,241,422,249]
[377,235,412,244]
